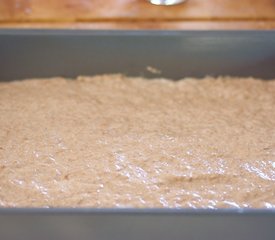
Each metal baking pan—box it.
[0,30,274,240]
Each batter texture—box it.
[0,75,274,208]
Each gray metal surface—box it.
[1,30,275,81]
[0,209,274,240]
[0,30,275,240]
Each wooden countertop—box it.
[1,0,275,29]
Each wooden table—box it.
[0,0,275,29]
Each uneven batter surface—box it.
[0,75,274,208]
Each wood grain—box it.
[0,0,275,30]
[1,0,275,22]
[2,21,275,30]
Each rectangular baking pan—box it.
[0,30,274,240]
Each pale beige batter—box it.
[0,75,274,208]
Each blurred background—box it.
[0,0,275,30]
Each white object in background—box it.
[149,0,186,5]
